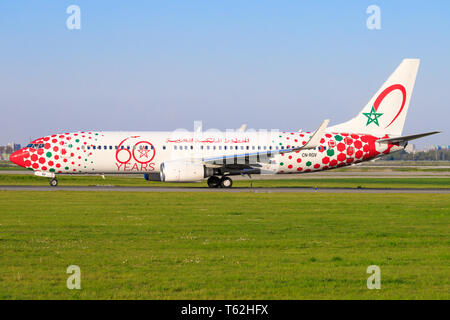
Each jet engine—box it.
[160,160,210,182]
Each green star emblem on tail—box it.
[363,106,383,126]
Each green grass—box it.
[0,191,448,299]
[0,166,27,171]
[1,173,450,189]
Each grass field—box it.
[0,191,448,299]
[0,167,28,171]
[0,174,450,189]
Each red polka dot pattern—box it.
[21,132,102,173]
[276,132,385,174]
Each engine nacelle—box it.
[160,160,207,182]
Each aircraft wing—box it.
[377,131,442,144]
[202,119,330,166]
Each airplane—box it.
[10,59,441,187]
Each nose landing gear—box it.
[207,176,233,188]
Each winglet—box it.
[298,119,330,150]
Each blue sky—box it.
[1,1,449,147]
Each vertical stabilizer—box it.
[327,59,420,136]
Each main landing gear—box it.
[207,176,233,188]
[49,178,58,187]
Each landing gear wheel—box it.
[207,176,221,188]
[49,178,58,187]
[220,176,233,188]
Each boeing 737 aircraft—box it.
[10,59,441,187]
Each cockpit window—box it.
[27,143,44,148]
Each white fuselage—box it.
[18,130,402,178]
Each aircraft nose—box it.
[9,149,31,168]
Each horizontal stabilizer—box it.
[377,131,441,144]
